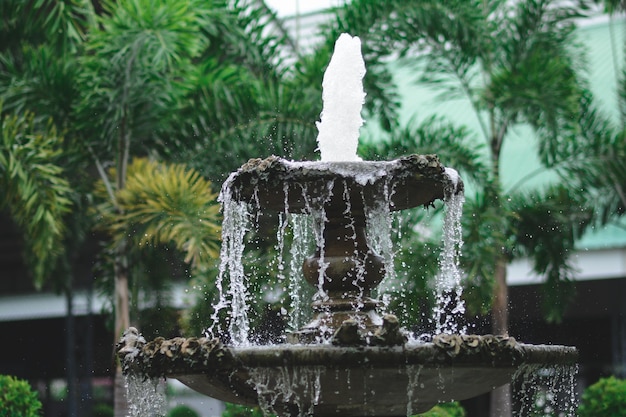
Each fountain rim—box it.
[206,342,578,369]
[225,154,459,186]
[118,333,578,381]
[220,154,463,214]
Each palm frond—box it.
[509,185,593,322]
[96,0,206,69]
[77,0,211,159]
[196,0,288,79]
[177,71,320,182]
[543,89,626,224]
[1,45,79,128]
[0,0,93,57]
[487,0,585,141]
[0,110,73,287]
[94,158,221,270]
[360,115,490,185]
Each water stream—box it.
[125,375,167,417]
[514,364,579,416]
[249,366,324,417]
[211,183,252,346]
[434,184,466,335]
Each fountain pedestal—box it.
[224,155,459,344]
[293,211,386,343]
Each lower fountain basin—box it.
[119,334,577,417]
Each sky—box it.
[264,0,345,17]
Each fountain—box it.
[116,34,578,416]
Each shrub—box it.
[578,376,626,417]
[417,401,466,417]
[222,403,270,417]
[0,375,42,417]
[167,404,201,417]
[93,402,114,417]
[220,400,466,417]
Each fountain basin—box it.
[118,333,577,416]
[223,154,462,215]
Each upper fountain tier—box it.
[222,154,463,216]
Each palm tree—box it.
[0,2,92,413]
[93,157,221,269]
[326,1,594,415]
[168,2,325,183]
[1,1,226,413]
[70,1,231,413]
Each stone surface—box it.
[118,333,577,417]
[223,155,462,215]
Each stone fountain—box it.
[117,34,578,416]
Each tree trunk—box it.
[489,256,511,417]
[65,286,78,417]
[492,257,508,336]
[113,247,130,417]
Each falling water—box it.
[365,183,396,307]
[249,366,324,417]
[287,214,315,331]
[514,364,578,416]
[211,180,253,346]
[305,180,334,304]
[125,375,167,417]
[118,28,582,417]
[405,364,424,417]
[434,168,466,335]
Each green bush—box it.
[222,403,267,417]
[167,404,201,417]
[0,375,42,417]
[578,376,626,417]
[93,402,114,417]
[417,401,466,417]
[220,401,464,417]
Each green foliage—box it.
[597,0,626,13]
[332,0,594,324]
[578,376,626,417]
[222,403,267,417]
[139,305,181,340]
[510,185,593,321]
[77,0,212,166]
[167,404,201,417]
[417,401,466,417]
[180,263,220,337]
[0,375,42,417]
[360,115,488,185]
[1,0,309,345]
[0,109,73,287]
[549,90,626,225]
[93,402,114,417]
[93,157,221,269]
[220,401,465,417]
[0,0,93,58]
